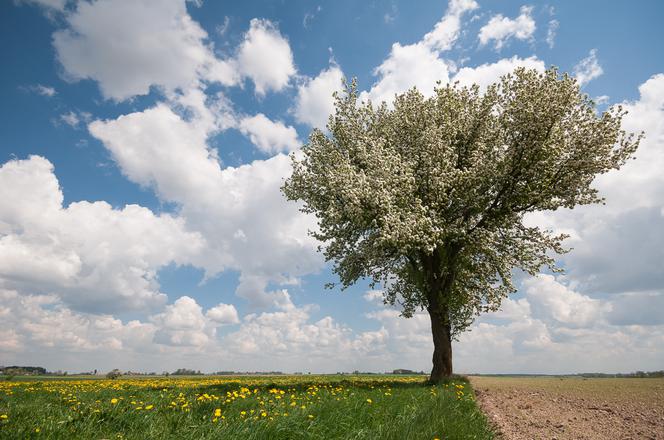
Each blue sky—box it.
[1,0,663,375]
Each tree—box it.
[106,369,122,379]
[282,68,640,383]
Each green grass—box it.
[0,375,494,439]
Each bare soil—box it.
[470,376,664,440]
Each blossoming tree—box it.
[282,68,640,382]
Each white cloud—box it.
[89,96,322,308]
[573,49,603,86]
[422,0,479,52]
[294,64,344,129]
[206,303,240,325]
[364,290,384,303]
[32,84,57,97]
[236,19,296,96]
[151,296,213,347]
[221,291,388,371]
[478,5,536,50]
[0,289,156,353]
[216,16,230,36]
[452,55,545,91]
[0,156,204,313]
[361,42,452,105]
[238,113,300,154]
[454,275,664,374]
[59,110,91,128]
[360,0,478,105]
[523,275,608,328]
[303,6,321,29]
[546,19,559,48]
[53,0,237,101]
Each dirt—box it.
[470,376,664,440]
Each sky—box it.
[1,0,663,375]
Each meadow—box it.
[0,374,494,439]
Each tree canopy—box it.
[282,67,640,381]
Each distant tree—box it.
[106,369,122,379]
[283,68,640,382]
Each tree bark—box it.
[428,306,453,383]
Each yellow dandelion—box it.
[366,398,372,404]
[308,414,314,419]
[110,398,118,404]
[145,405,153,410]
[214,408,222,417]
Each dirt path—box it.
[470,376,664,440]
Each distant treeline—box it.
[471,370,664,378]
[1,365,430,377]
[0,366,47,376]
[578,371,664,378]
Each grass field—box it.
[0,375,494,439]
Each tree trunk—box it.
[428,306,453,383]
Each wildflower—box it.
[308,415,314,419]
[145,405,153,410]
[0,415,7,420]
[214,408,222,417]
[35,428,41,433]
[366,398,372,404]
[110,398,118,404]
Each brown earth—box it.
[470,376,664,440]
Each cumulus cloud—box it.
[0,289,156,353]
[523,275,608,328]
[294,64,344,129]
[89,93,321,308]
[221,291,388,371]
[53,0,238,101]
[151,296,214,347]
[236,19,296,96]
[360,274,664,374]
[573,49,603,86]
[360,0,478,105]
[206,303,240,325]
[478,5,536,50]
[238,113,300,154]
[0,288,393,373]
[452,55,545,91]
[0,156,204,313]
